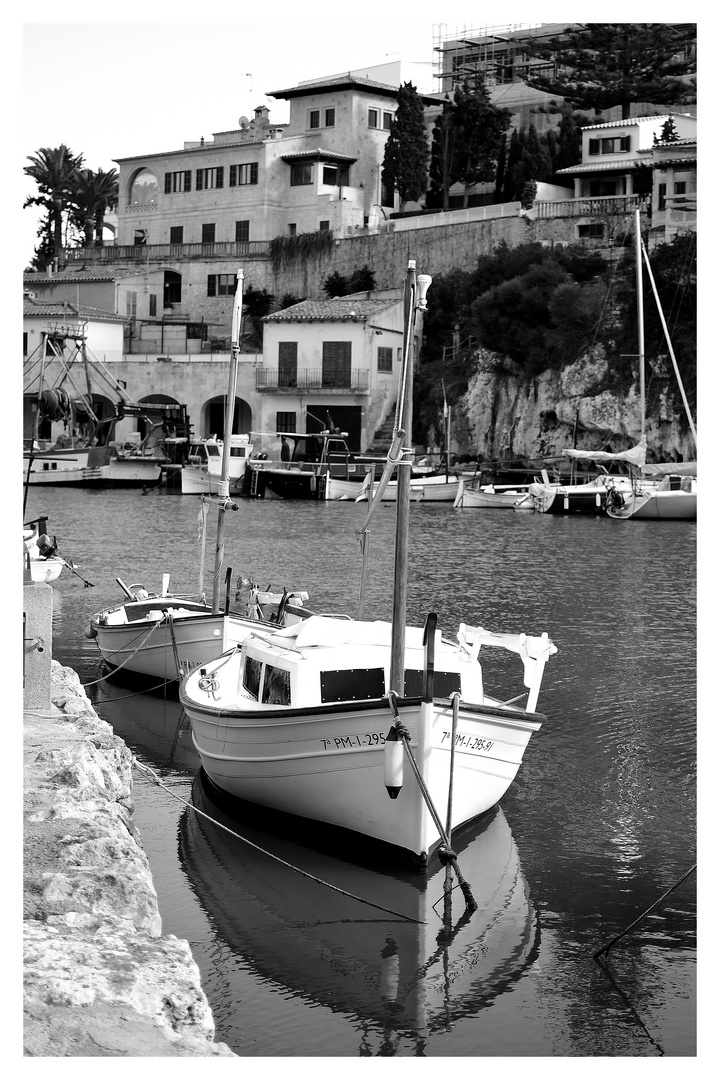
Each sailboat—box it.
[88,270,309,683]
[180,261,557,868]
[606,209,697,521]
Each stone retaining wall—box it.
[23,660,236,1057]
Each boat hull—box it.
[24,449,164,487]
[26,557,64,583]
[92,606,259,680]
[180,467,245,495]
[607,489,697,520]
[182,678,542,862]
[358,475,462,503]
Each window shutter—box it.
[196,169,203,190]
[620,136,630,152]
[251,162,258,184]
[588,139,599,155]
[217,167,223,188]
[207,276,216,297]
[229,165,236,186]
[184,170,191,191]
[164,174,172,194]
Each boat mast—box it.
[389,260,431,693]
[212,268,244,612]
[634,208,646,441]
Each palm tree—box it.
[71,167,119,247]
[24,145,84,259]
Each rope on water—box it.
[132,758,425,925]
[594,863,696,959]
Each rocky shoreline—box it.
[23,659,236,1057]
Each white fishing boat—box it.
[88,269,309,682]
[454,478,531,510]
[89,574,309,682]
[180,434,254,495]
[244,430,358,500]
[180,261,556,868]
[178,773,539,1045]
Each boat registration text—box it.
[320,731,387,751]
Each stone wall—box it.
[23,661,236,1057]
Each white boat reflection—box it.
[178,772,540,1046]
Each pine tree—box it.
[525,23,696,119]
[381,82,429,211]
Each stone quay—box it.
[22,579,236,1057]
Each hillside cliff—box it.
[450,344,695,464]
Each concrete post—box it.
[23,581,53,711]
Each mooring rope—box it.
[131,758,425,925]
[80,620,162,687]
[594,863,697,959]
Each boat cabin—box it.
[232,617,485,709]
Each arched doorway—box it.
[203,395,252,438]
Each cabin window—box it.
[206,444,220,457]
[320,668,385,704]
[229,445,247,457]
[403,670,462,698]
[262,665,291,706]
[243,656,262,699]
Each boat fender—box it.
[384,724,404,799]
[83,622,97,639]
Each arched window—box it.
[129,168,158,205]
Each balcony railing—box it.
[63,240,270,263]
[256,368,370,393]
[532,195,643,219]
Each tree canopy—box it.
[381,82,429,210]
[525,23,696,119]
[24,145,84,262]
[428,83,511,209]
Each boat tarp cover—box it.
[640,460,697,477]
[561,440,647,468]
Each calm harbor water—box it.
[25,486,697,1057]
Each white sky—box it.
[15,2,693,267]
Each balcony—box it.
[63,240,270,264]
[256,368,370,394]
[531,195,643,219]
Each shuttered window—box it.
[322,341,351,387]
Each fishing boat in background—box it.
[180,261,556,868]
[179,772,539,1048]
[355,471,462,503]
[23,328,190,488]
[243,429,359,500]
[180,434,254,495]
[88,269,309,682]
[454,478,531,510]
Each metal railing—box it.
[256,368,370,392]
[63,240,270,263]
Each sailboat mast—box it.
[389,262,417,693]
[212,268,244,612]
[389,261,431,692]
[635,208,646,440]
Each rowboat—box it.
[453,478,531,509]
[180,261,556,869]
[23,522,64,583]
[178,771,539,1048]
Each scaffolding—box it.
[431,22,571,94]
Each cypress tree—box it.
[381,82,429,210]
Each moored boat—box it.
[179,614,554,864]
[180,434,254,495]
[454,477,531,509]
[180,261,556,868]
